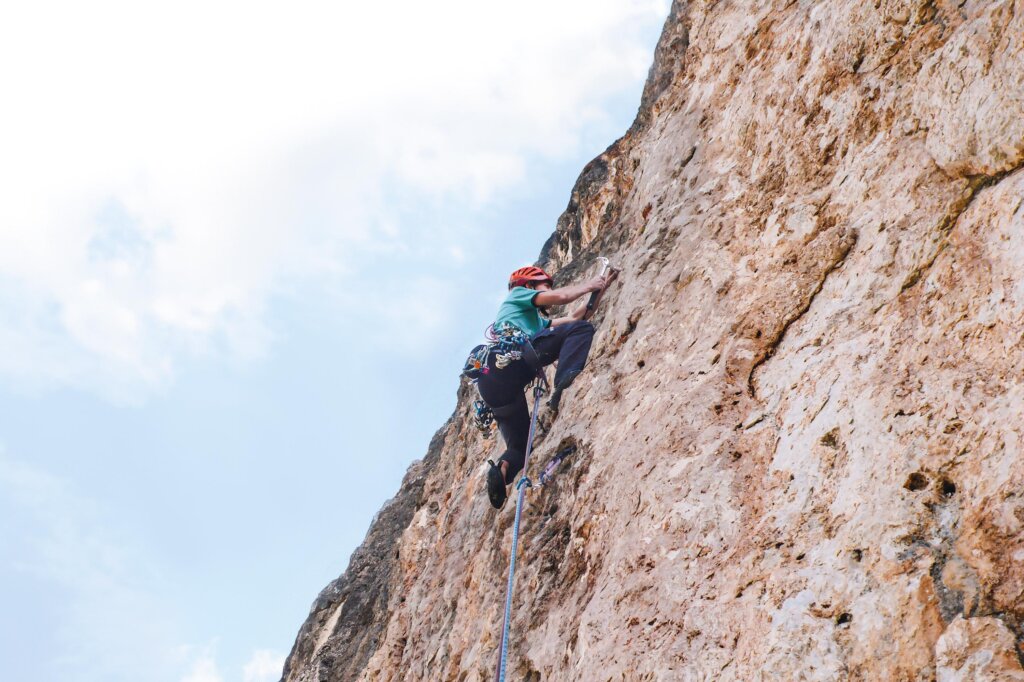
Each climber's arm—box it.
[548,270,618,327]
[533,276,606,307]
[548,305,588,328]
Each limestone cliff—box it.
[283,1,1024,679]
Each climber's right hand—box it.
[586,275,609,292]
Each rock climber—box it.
[478,265,616,509]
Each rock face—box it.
[283,1,1024,680]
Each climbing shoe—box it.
[487,460,508,509]
[547,369,581,413]
[546,387,564,414]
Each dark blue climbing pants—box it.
[476,320,595,481]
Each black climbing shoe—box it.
[546,387,563,414]
[547,370,580,413]
[487,460,508,509]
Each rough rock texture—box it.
[280,431,444,681]
[284,1,1024,680]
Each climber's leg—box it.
[531,320,596,411]
[477,358,534,508]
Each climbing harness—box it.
[461,322,531,382]
[494,374,547,682]
[487,322,532,369]
[462,323,540,435]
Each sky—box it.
[0,2,669,680]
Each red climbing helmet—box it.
[508,266,553,290]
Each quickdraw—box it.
[487,323,530,369]
[472,399,495,433]
[464,345,491,379]
[538,445,576,486]
[486,322,530,347]
[494,351,521,369]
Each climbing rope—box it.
[494,375,546,682]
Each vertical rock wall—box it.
[284,1,1024,680]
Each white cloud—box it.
[0,0,667,399]
[182,655,225,682]
[242,650,285,682]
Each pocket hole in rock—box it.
[938,478,956,497]
[903,472,929,491]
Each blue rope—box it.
[494,378,546,682]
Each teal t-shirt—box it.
[494,286,551,337]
